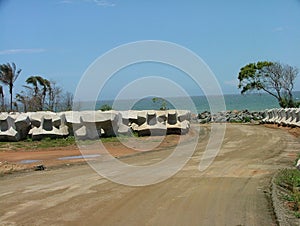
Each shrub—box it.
[99,104,112,111]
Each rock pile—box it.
[198,110,264,123]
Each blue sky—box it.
[0,0,300,100]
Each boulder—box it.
[199,110,264,124]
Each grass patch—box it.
[0,136,76,151]
[100,136,121,143]
[0,134,142,151]
[0,132,154,151]
[35,137,76,148]
[275,168,300,188]
[276,168,300,218]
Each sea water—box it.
[85,92,300,114]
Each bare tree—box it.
[47,80,62,111]
[61,91,73,111]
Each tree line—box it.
[0,62,73,112]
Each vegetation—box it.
[275,168,300,218]
[0,136,75,150]
[238,61,299,108]
[0,85,4,111]
[0,136,126,151]
[0,63,22,111]
[0,62,74,112]
[276,169,300,188]
[25,76,50,110]
[99,104,112,111]
[152,97,168,110]
[61,91,74,111]
[15,77,72,112]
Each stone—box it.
[34,164,45,171]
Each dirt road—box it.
[0,124,299,225]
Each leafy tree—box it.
[99,104,112,111]
[152,97,168,110]
[25,76,39,96]
[238,61,299,108]
[0,63,22,111]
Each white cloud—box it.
[0,48,46,55]
[58,0,115,7]
[94,0,115,7]
[59,0,73,3]
[273,26,284,32]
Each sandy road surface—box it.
[0,124,299,225]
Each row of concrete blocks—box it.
[262,108,300,127]
[0,110,191,141]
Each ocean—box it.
[82,92,300,114]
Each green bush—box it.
[99,104,112,111]
[276,169,300,188]
[276,168,300,218]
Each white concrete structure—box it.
[29,112,69,140]
[0,113,31,141]
[137,111,167,136]
[0,109,192,141]
[262,108,300,127]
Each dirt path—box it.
[0,124,299,225]
[0,134,186,174]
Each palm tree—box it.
[26,75,51,110]
[0,63,22,111]
[40,78,51,109]
[25,76,39,96]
